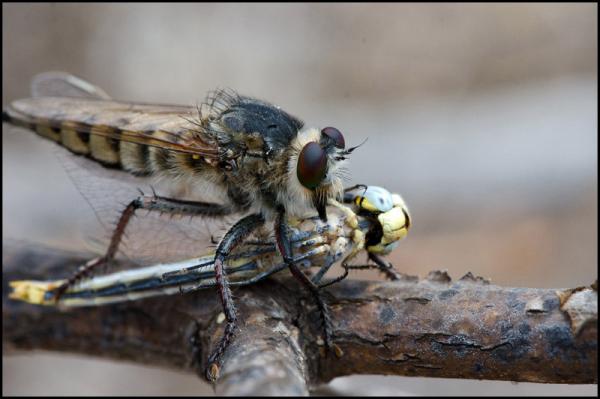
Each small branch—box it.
[2,243,309,395]
[2,243,597,394]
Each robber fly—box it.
[3,71,362,380]
[10,185,411,307]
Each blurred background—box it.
[2,3,597,396]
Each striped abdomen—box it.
[3,96,216,177]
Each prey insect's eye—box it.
[355,185,394,213]
[297,142,327,190]
[321,127,345,149]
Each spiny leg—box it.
[342,184,368,203]
[316,250,402,289]
[53,192,232,300]
[366,252,402,281]
[274,211,341,358]
[311,198,364,288]
[315,265,349,289]
[343,184,368,194]
[313,249,357,289]
[329,253,402,285]
[206,213,265,381]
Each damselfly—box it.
[10,185,411,307]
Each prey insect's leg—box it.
[342,184,368,203]
[316,267,350,289]
[275,211,340,358]
[54,193,232,300]
[343,184,368,194]
[316,253,400,289]
[206,213,265,382]
[366,253,402,281]
[310,198,365,289]
[314,245,359,289]
[328,253,402,285]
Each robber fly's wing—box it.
[5,96,222,160]
[7,72,238,267]
[8,72,230,160]
[54,143,240,268]
[31,71,112,100]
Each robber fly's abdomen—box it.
[3,97,210,178]
[5,111,152,175]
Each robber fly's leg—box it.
[206,213,265,382]
[54,194,232,301]
[274,211,341,358]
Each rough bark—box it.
[2,244,597,395]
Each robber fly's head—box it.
[288,126,358,221]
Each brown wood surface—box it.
[2,244,597,395]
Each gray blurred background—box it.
[2,3,597,396]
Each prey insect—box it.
[10,185,411,308]
[3,71,364,379]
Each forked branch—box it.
[2,244,597,395]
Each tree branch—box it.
[2,243,597,394]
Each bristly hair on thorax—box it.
[191,88,304,147]
[184,89,342,218]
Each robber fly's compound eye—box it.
[297,142,327,190]
[321,127,345,149]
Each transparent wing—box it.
[31,71,112,100]
[55,145,242,269]
[20,72,242,270]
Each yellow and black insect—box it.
[9,185,411,307]
[3,71,365,380]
